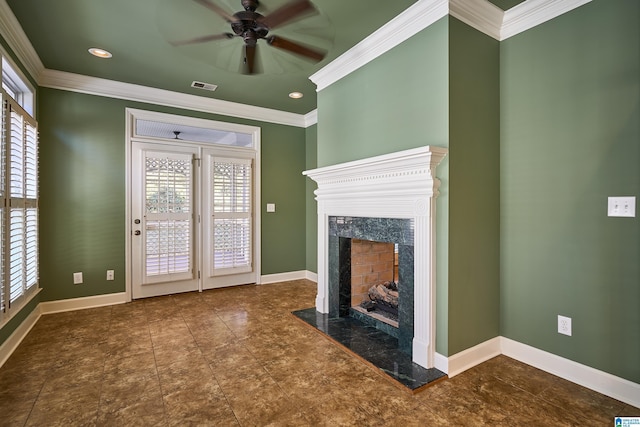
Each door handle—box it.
[134,230,141,235]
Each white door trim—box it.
[125,108,261,301]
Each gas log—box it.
[362,281,399,316]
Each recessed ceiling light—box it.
[88,47,112,58]
[289,92,304,99]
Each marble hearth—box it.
[303,146,447,369]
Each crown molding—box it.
[501,0,591,40]
[39,69,308,128]
[0,0,44,81]
[311,0,594,92]
[304,109,318,127]
[449,0,503,41]
[309,0,448,92]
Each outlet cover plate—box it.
[73,272,83,285]
[558,315,572,336]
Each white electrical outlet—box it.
[106,270,114,281]
[266,203,276,213]
[73,272,83,285]
[558,315,572,336]
[607,196,636,217]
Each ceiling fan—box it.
[172,0,327,74]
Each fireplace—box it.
[329,216,415,355]
[303,146,447,369]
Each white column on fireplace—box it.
[303,146,447,369]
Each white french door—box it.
[130,141,258,299]
[131,143,199,299]
[202,151,254,289]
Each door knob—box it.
[134,230,141,235]
[134,219,141,224]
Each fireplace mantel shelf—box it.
[304,146,448,204]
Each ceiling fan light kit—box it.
[173,0,327,75]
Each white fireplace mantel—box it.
[303,146,447,369]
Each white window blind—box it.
[1,94,39,316]
[211,157,252,273]
[144,153,193,280]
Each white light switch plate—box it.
[608,197,636,217]
[266,203,276,213]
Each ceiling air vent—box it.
[191,81,218,92]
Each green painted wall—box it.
[37,88,307,302]
[500,0,639,382]
[317,18,450,168]
[317,18,451,355]
[38,90,127,301]
[447,18,501,354]
[260,124,307,275]
[305,124,318,273]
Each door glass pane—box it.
[145,219,191,276]
[213,218,251,270]
[144,155,192,277]
[213,161,251,213]
[212,158,252,271]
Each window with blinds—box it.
[1,93,39,320]
[144,153,193,281]
[211,157,252,274]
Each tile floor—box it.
[0,280,637,426]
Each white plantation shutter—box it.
[24,122,37,199]
[0,95,4,318]
[143,152,193,283]
[211,157,252,274]
[8,208,23,302]
[25,208,38,290]
[1,96,38,315]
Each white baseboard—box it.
[445,336,502,377]
[439,336,640,409]
[434,352,449,374]
[305,271,318,282]
[0,306,41,368]
[501,337,640,408]
[260,270,312,284]
[39,292,127,314]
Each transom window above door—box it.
[134,118,254,147]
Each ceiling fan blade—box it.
[193,0,237,23]
[267,35,325,62]
[242,44,258,75]
[260,0,316,30]
[170,33,234,46]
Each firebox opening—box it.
[350,239,399,328]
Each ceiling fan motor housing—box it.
[232,10,269,44]
[241,0,260,11]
